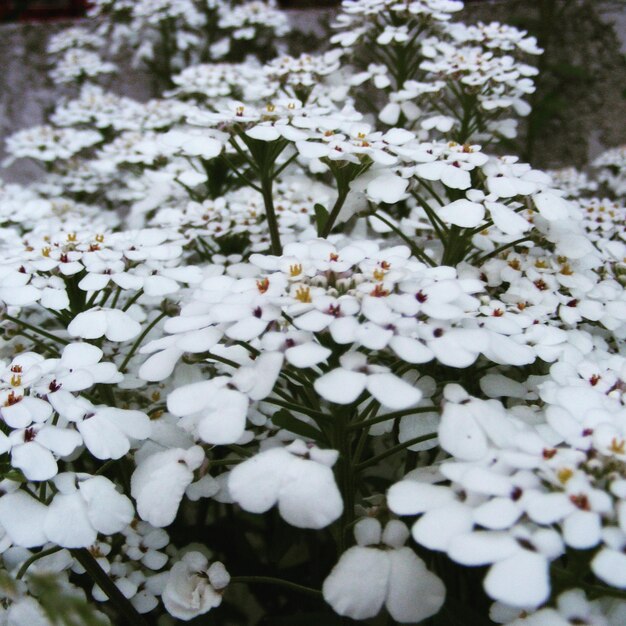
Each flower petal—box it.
[314,369,367,405]
[483,551,550,608]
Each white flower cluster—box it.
[217,0,290,42]
[446,21,543,55]
[3,126,102,167]
[593,145,626,200]
[332,0,464,49]
[47,27,105,55]
[84,0,290,86]
[331,0,540,140]
[49,50,117,86]
[420,39,539,117]
[389,364,626,610]
[149,178,325,254]
[167,62,274,102]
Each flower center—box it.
[295,286,312,303]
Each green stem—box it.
[71,549,150,626]
[371,211,437,267]
[470,236,533,264]
[332,409,355,555]
[119,312,167,373]
[418,180,447,207]
[228,137,259,172]
[442,225,466,266]
[230,576,322,598]
[320,187,349,238]
[261,174,283,255]
[98,288,113,308]
[272,151,299,178]
[109,286,123,310]
[121,289,143,312]
[16,546,63,580]
[356,433,437,471]
[14,330,60,357]
[348,406,437,432]
[3,314,69,345]
[220,154,262,192]
[226,444,253,458]
[353,429,369,466]
[263,397,331,422]
[197,352,240,369]
[411,190,448,241]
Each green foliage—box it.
[29,573,111,626]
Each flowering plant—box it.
[0,1,625,624]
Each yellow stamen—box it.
[295,286,312,303]
[557,468,573,484]
[370,284,389,297]
[257,278,270,294]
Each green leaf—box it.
[29,573,111,626]
[2,470,27,483]
[313,203,329,236]
[271,409,322,441]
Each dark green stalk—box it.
[332,408,355,555]
[121,289,143,312]
[119,312,167,373]
[470,236,533,264]
[219,154,262,192]
[3,314,69,345]
[347,406,437,432]
[260,174,283,255]
[263,397,332,422]
[320,184,350,238]
[371,211,437,267]
[71,549,150,626]
[356,433,438,471]
[16,546,63,580]
[230,576,322,598]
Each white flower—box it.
[500,589,610,625]
[367,173,409,204]
[68,308,142,342]
[1,597,51,626]
[131,446,205,527]
[76,404,151,460]
[438,198,485,227]
[533,192,572,221]
[421,115,455,133]
[323,519,445,622]
[9,424,82,481]
[592,547,626,589]
[168,378,249,444]
[123,521,169,570]
[314,352,422,409]
[162,552,229,621]
[159,130,224,160]
[228,440,343,529]
[44,473,134,548]
[0,491,48,548]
